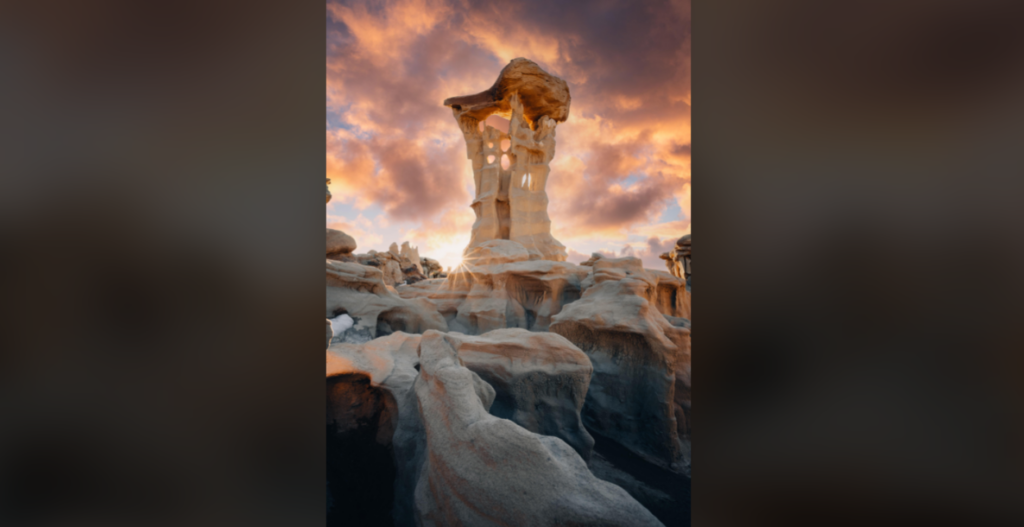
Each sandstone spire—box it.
[445,58,569,262]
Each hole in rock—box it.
[488,142,494,148]
[500,154,510,170]
[500,138,511,151]
[326,373,397,527]
[376,318,394,337]
[487,155,496,164]
[477,121,484,132]
[484,114,510,134]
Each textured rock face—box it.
[327,333,424,526]
[399,242,422,274]
[326,228,357,259]
[328,329,607,526]
[420,257,444,278]
[660,234,691,280]
[326,259,447,343]
[413,330,662,527]
[350,241,430,286]
[399,240,588,335]
[446,328,595,460]
[443,57,571,127]
[446,59,568,262]
[550,255,692,475]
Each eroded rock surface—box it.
[550,255,692,475]
[326,228,357,260]
[326,260,447,343]
[447,58,568,262]
[446,328,594,459]
[413,330,662,527]
[327,332,424,526]
[660,234,691,280]
[443,57,571,127]
[399,240,588,335]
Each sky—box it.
[326,0,690,271]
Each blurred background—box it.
[0,1,326,525]
[697,0,1024,524]
[3,0,1024,524]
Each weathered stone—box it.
[443,57,571,127]
[326,260,447,342]
[413,330,662,527]
[327,332,423,526]
[550,255,691,476]
[326,228,357,259]
[659,233,691,280]
[447,59,568,262]
[400,241,423,274]
[446,328,595,460]
[420,257,444,278]
[399,240,589,335]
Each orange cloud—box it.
[327,0,690,262]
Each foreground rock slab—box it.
[413,330,663,527]
[444,328,595,460]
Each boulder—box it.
[413,330,662,527]
[420,257,444,278]
[443,57,571,127]
[326,228,357,259]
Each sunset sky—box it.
[327,0,690,270]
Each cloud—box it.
[327,0,690,261]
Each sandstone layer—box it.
[447,58,568,262]
[550,254,692,475]
[399,240,588,334]
[413,330,662,527]
[326,259,447,343]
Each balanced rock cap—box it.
[443,58,571,129]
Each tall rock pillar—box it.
[445,58,569,262]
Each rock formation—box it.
[326,228,357,260]
[420,257,445,278]
[326,260,447,343]
[339,241,434,287]
[327,329,644,526]
[660,234,691,280]
[444,328,595,460]
[326,57,691,527]
[413,330,662,527]
[550,254,691,475]
[399,242,422,274]
[399,239,588,334]
[446,58,568,262]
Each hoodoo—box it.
[445,58,569,262]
